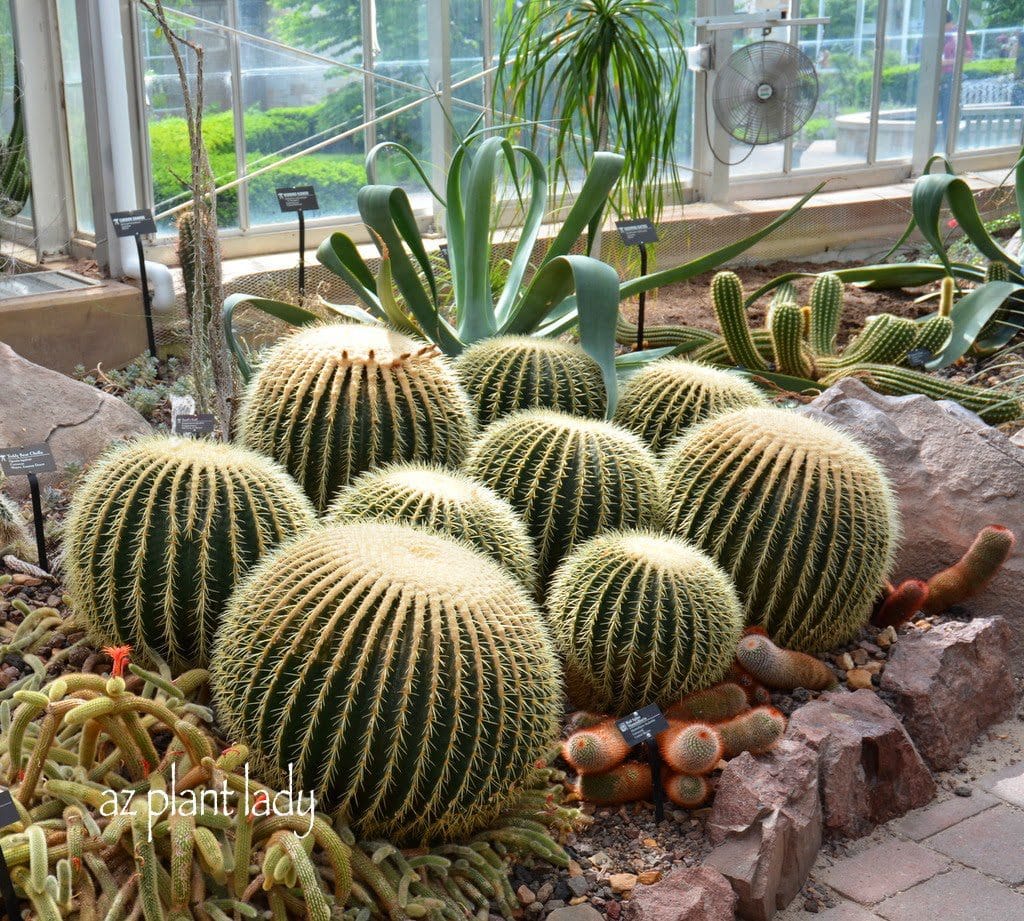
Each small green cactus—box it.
[665,682,750,723]
[211,521,561,844]
[711,271,769,371]
[835,314,918,367]
[665,406,899,651]
[910,315,954,358]
[547,530,744,714]
[64,435,316,670]
[615,312,717,352]
[562,719,632,775]
[325,462,537,592]
[612,359,765,454]
[809,273,844,355]
[923,524,1016,615]
[768,302,816,378]
[238,324,475,511]
[659,722,723,775]
[735,631,837,691]
[665,772,711,808]
[465,410,662,581]
[576,763,652,805]
[718,706,788,757]
[454,335,607,424]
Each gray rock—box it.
[546,906,604,921]
[624,866,737,921]
[567,877,590,898]
[801,378,1024,659]
[881,617,1018,770]
[0,343,150,498]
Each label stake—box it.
[0,445,55,572]
[615,219,660,353]
[111,209,159,358]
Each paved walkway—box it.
[778,719,1024,921]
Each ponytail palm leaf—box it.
[496,0,686,219]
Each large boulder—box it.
[624,867,736,921]
[881,617,1017,770]
[801,378,1024,658]
[0,343,150,497]
[786,689,936,838]
[706,739,821,921]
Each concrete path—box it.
[778,716,1024,921]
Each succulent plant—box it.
[923,524,1016,615]
[561,719,632,775]
[735,632,837,691]
[237,323,475,510]
[454,335,607,425]
[718,706,788,758]
[326,462,537,592]
[465,410,662,581]
[211,521,562,844]
[658,722,723,775]
[910,315,954,357]
[664,773,711,808]
[665,682,750,723]
[64,435,316,670]
[711,271,769,372]
[0,478,32,561]
[833,314,918,367]
[546,530,744,714]
[872,578,930,628]
[809,272,844,355]
[769,301,816,377]
[612,359,765,454]
[615,312,717,352]
[575,763,652,805]
[665,406,899,651]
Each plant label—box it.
[111,209,157,237]
[616,704,669,745]
[276,186,320,213]
[0,444,56,477]
[174,414,216,438]
[438,243,450,266]
[905,347,933,368]
[0,790,16,829]
[615,218,659,246]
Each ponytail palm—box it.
[496,0,687,219]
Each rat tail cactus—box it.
[64,435,316,670]
[718,706,788,758]
[659,722,723,775]
[562,720,631,775]
[735,632,837,691]
[665,406,898,651]
[455,335,607,425]
[665,773,711,809]
[923,525,1016,615]
[612,360,765,454]
[576,763,652,805]
[238,323,474,510]
[326,462,537,592]
[546,530,744,714]
[872,578,930,628]
[665,682,750,723]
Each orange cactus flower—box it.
[102,644,133,678]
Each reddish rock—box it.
[706,739,821,921]
[881,617,1017,771]
[624,866,736,921]
[801,378,1024,660]
[787,689,936,838]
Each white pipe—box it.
[97,0,175,314]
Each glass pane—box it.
[451,0,485,146]
[0,0,30,223]
[954,1,1023,153]
[139,2,239,232]
[674,0,697,172]
[871,0,925,162]
[56,0,94,234]
[239,0,366,227]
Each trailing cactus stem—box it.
[711,272,769,371]
[718,707,788,758]
[809,273,844,355]
[923,525,1016,615]
[768,302,816,378]
[665,682,749,723]
[910,316,954,359]
[872,579,929,628]
[576,763,652,806]
[615,312,716,352]
[562,720,632,775]
[735,633,837,691]
[838,315,918,367]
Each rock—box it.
[624,867,737,921]
[801,378,1024,658]
[537,883,555,904]
[881,617,1018,770]
[637,872,661,886]
[609,874,638,895]
[706,739,822,921]
[547,906,604,921]
[0,343,150,498]
[836,653,854,670]
[787,689,936,838]
[518,886,537,906]
[568,877,590,898]
[846,668,874,690]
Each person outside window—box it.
[938,10,974,146]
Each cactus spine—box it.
[711,272,769,371]
[659,722,723,775]
[718,707,788,757]
[923,525,1016,615]
[576,763,652,805]
[211,521,561,844]
[65,436,316,670]
[562,720,632,775]
[238,324,475,511]
[735,633,837,691]
[768,302,816,378]
[665,407,899,651]
[455,335,607,424]
[612,360,765,454]
[665,682,750,723]
[665,773,711,808]
[547,531,744,714]
[465,410,662,581]
[809,273,844,354]
[326,462,537,592]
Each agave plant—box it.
[223,132,818,411]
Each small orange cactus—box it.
[562,719,632,775]
[923,525,1015,615]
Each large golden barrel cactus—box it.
[548,531,745,714]
[455,335,607,424]
[211,521,561,844]
[325,462,537,591]
[238,324,475,510]
[612,359,765,453]
[64,436,316,670]
[465,410,662,581]
[664,407,898,650]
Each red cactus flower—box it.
[948,218,958,229]
[102,644,133,678]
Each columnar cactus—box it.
[612,360,765,454]
[562,720,632,775]
[923,524,1016,615]
[326,463,537,592]
[911,315,954,358]
[836,314,918,367]
[546,531,744,714]
[768,302,816,378]
[64,436,316,670]
[665,682,750,723]
[809,272,844,354]
[718,706,788,758]
[665,407,898,651]
[454,335,607,425]
[238,324,475,510]
[211,521,561,844]
[576,763,652,805]
[465,410,662,580]
[735,632,837,691]
[711,271,769,371]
